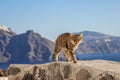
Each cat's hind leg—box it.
[64,49,71,62]
[53,48,62,62]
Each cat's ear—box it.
[78,33,83,39]
[79,33,83,37]
[76,33,83,37]
[70,34,73,38]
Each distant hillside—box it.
[0,25,16,63]
[0,25,54,63]
[7,30,54,63]
[76,31,120,54]
[0,25,120,64]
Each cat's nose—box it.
[74,41,78,44]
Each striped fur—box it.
[54,33,82,63]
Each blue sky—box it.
[0,0,120,40]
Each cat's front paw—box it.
[73,61,77,63]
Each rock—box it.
[63,64,72,79]
[33,66,48,80]
[7,60,120,80]
[48,63,64,80]
[97,72,115,80]
[76,68,91,80]
[0,69,7,77]
[22,72,35,80]
[7,67,21,75]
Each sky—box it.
[0,0,120,40]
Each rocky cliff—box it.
[7,60,120,80]
[0,25,16,63]
[7,30,54,63]
[76,31,120,54]
[0,25,55,64]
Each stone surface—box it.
[7,67,21,75]
[76,68,91,80]
[0,69,7,77]
[7,60,120,80]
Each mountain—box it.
[6,30,54,63]
[0,25,54,63]
[76,31,120,54]
[0,25,16,63]
[0,25,120,64]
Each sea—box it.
[0,53,120,70]
[77,53,120,61]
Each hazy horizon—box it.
[0,0,120,40]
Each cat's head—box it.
[71,33,83,45]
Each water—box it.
[77,53,120,62]
[0,53,120,70]
[0,63,9,70]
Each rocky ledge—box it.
[0,69,7,77]
[7,60,120,80]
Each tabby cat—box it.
[53,33,83,63]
